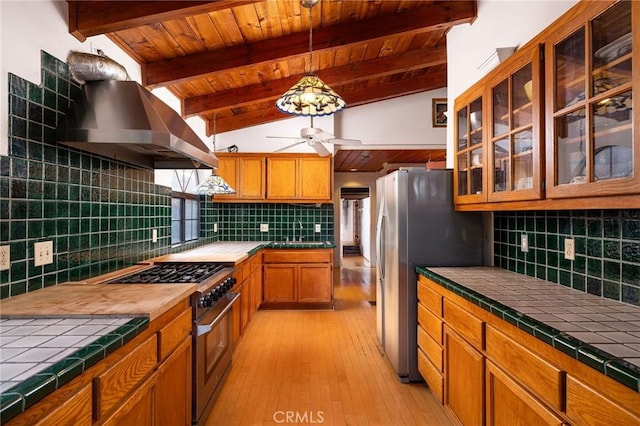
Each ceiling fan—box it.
[267,117,362,157]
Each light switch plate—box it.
[34,241,53,267]
[0,245,10,271]
[152,229,158,243]
[260,224,269,232]
[564,238,575,260]
[520,234,528,252]
[315,224,321,233]
[214,223,218,233]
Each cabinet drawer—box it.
[264,249,331,263]
[158,307,192,361]
[485,325,564,412]
[417,302,443,344]
[418,277,443,316]
[443,298,484,349]
[566,375,639,426]
[94,335,158,419]
[251,253,262,271]
[418,324,442,372]
[34,383,92,426]
[418,347,443,403]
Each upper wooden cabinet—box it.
[454,86,487,204]
[545,0,639,198]
[487,44,544,202]
[214,153,332,203]
[214,153,266,201]
[454,0,639,210]
[266,155,332,201]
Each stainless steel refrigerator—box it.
[375,169,484,382]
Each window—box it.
[171,192,200,246]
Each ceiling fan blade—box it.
[274,141,305,153]
[326,138,362,145]
[316,131,334,140]
[311,142,331,157]
[267,136,301,140]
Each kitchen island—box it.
[416,266,640,425]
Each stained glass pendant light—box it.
[194,113,236,196]
[275,0,346,116]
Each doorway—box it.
[339,187,370,264]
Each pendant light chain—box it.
[308,3,313,75]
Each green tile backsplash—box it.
[494,210,640,306]
[0,51,220,299]
[213,202,334,242]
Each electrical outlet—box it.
[214,223,218,233]
[564,238,575,260]
[520,234,529,252]
[152,229,158,243]
[315,224,321,233]
[260,224,269,232]
[34,241,53,267]
[0,245,10,271]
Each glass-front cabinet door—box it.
[454,87,486,204]
[487,44,543,202]
[546,0,639,198]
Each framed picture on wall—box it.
[432,98,447,127]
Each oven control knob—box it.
[198,296,208,308]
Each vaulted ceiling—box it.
[66,0,476,171]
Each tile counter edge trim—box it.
[416,267,640,393]
[0,317,149,423]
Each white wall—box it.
[445,0,579,167]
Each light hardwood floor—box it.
[206,256,452,425]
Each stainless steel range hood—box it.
[57,80,218,169]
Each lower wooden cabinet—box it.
[101,372,158,426]
[155,337,192,426]
[485,360,565,426]
[262,249,333,308]
[444,326,485,426]
[231,251,262,343]
[33,384,93,426]
[417,276,640,426]
[566,375,639,426]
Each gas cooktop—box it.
[107,262,227,284]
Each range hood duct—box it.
[57,52,217,169]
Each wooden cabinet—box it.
[444,326,484,426]
[454,85,487,204]
[485,360,565,426]
[545,0,639,199]
[417,276,444,402]
[231,251,262,343]
[214,153,332,202]
[486,43,544,202]
[155,337,192,426]
[215,153,266,201]
[266,155,332,201]
[32,384,93,426]
[454,0,639,210]
[262,249,333,308]
[100,372,157,426]
[416,275,640,426]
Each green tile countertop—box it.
[0,316,149,423]
[417,266,640,393]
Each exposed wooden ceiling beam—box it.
[209,71,447,134]
[183,47,446,116]
[67,1,262,41]
[144,1,475,87]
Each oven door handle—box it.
[196,293,240,337]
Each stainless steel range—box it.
[107,262,238,426]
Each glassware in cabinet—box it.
[546,0,638,198]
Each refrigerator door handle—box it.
[376,203,385,282]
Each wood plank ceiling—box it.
[67,0,476,172]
